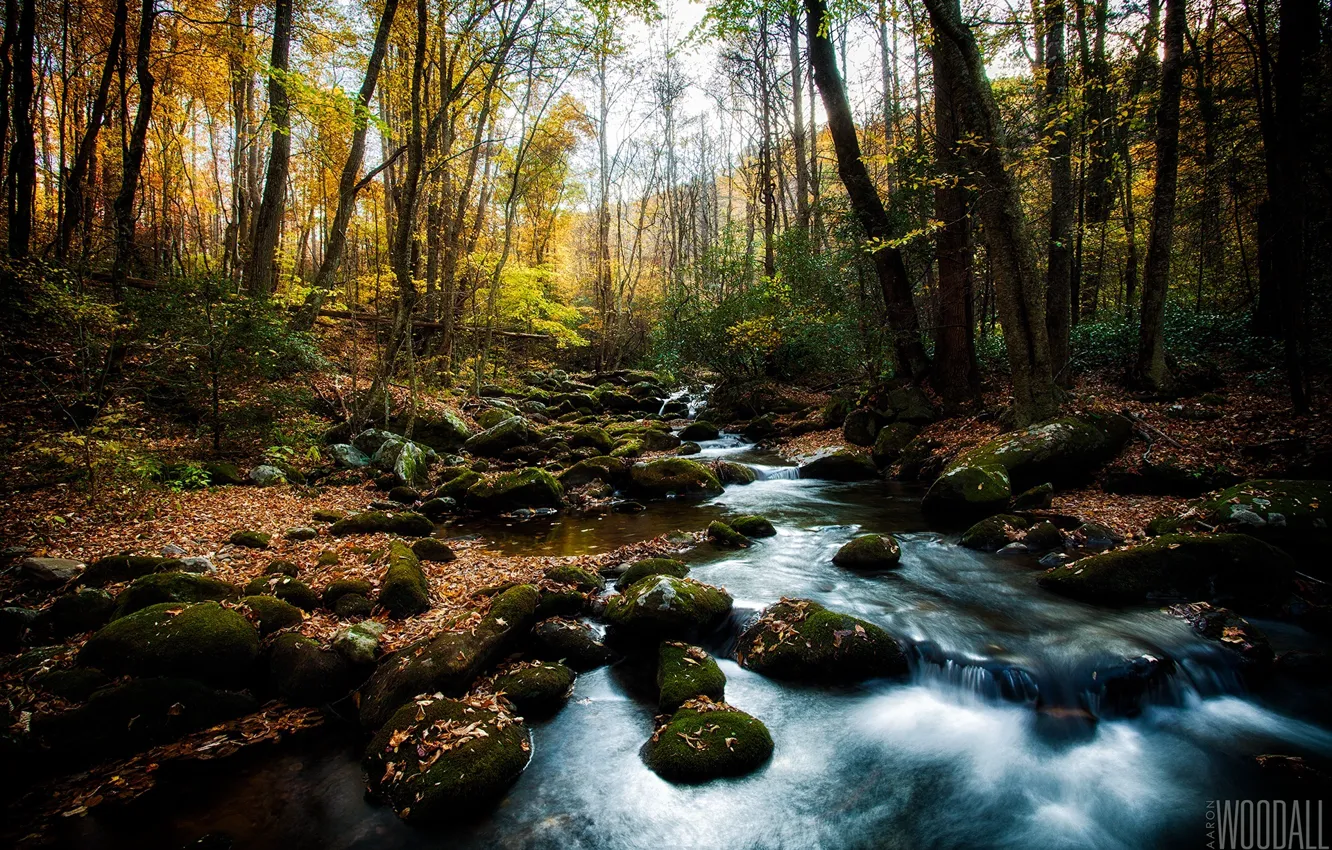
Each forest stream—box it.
[57,433,1332,850]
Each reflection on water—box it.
[63,435,1332,850]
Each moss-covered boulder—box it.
[730,515,776,538]
[268,633,353,705]
[357,584,540,729]
[872,422,920,468]
[379,541,430,618]
[330,510,433,537]
[629,458,724,499]
[605,575,732,642]
[256,576,320,611]
[568,425,615,454]
[322,578,373,610]
[615,558,689,591]
[543,563,602,592]
[536,588,590,619]
[657,642,725,713]
[312,508,346,524]
[831,534,901,570]
[1168,602,1274,674]
[798,450,878,481]
[363,695,531,824]
[494,661,575,716]
[464,468,564,514]
[333,621,385,666]
[408,409,473,452]
[1037,533,1296,609]
[476,408,514,430]
[463,416,536,458]
[842,409,881,447]
[411,537,456,563]
[78,601,260,687]
[229,530,272,549]
[641,428,683,452]
[642,698,772,782]
[923,413,1131,516]
[435,469,483,501]
[335,593,374,618]
[737,598,907,682]
[531,617,616,670]
[33,677,256,758]
[679,422,720,442]
[112,572,239,619]
[264,559,300,577]
[707,521,750,548]
[559,456,631,489]
[81,554,182,587]
[960,514,1032,551]
[241,595,304,635]
[714,461,757,485]
[44,588,115,636]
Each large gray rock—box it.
[20,557,84,585]
[329,443,371,469]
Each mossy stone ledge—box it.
[604,575,732,642]
[330,510,434,538]
[493,660,576,716]
[628,458,724,499]
[614,558,689,591]
[77,601,260,687]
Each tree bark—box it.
[1133,0,1183,390]
[806,0,930,382]
[1043,0,1073,385]
[922,0,1059,425]
[5,0,34,258]
[112,0,158,279]
[788,11,810,229]
[245,0,293,297]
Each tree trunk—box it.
[1043,0,1073,385]
[805,0,930,382]
[788,12,810,230]
[5,0,34,258]
[291,0,398,328]
[112,0,158,279]
[54,0,127,261]
[245,0,293,297]
[922,0,1059,425]
[1133,0,1183,390]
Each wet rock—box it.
[842,409,881,447]
[417,497,457,520]
[531,618,616,670]
[248,465,287,486]
[568,425,615,454]
[78,601,260,687]
[706,521,749,548]
[464,468,564,514]
[1012,483,1054,510]
[657,642,725,713]
[559,456,631,489]
[677,441,702,455]
[330,510,433,537]
[20,557,84,586]
[1167,602,1274,674]
[679,422,720,442]
[357,584,539,729]
[268,633,353,705]
[871,422,919,468]
[1020,521,1065,553]
[240,595,304,635]
[112,573,239,619]
[604,575,732,642]
[1038,533,1295,610]
[1067,521,1123,551]
[333,620,385,666]
[494,660,575,716]
[378,541,430,618]
[628,458,724,499]
[640,428,683,452]
[737,598,907,682]
[730,515,776,537]
[960,514,1031,551]
[363,695,530,824]
[543,564,602,592]
[713,461,757,485]
[642,698,772,782]
[536,588,589,619]
[412,537,456,563]
[798,450,878,481]
[832,534,901,570]
[614,558,689,591]
[228,530,271,549]
[612,500,646,513]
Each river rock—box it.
[493,660,575,716]
[543,563,602,592]
[798,450,878,481]
[112,572,239,619]
[707,521,749,548]
[81,554,182,586]
[363,695,531,824]
[559,456,631,489]
[871,422,919,468]
[923,413,1132,516]
[268,633,353,705]
[412,537,456,563]
[657,642,725,713]
[464,417,536,458]
[1167,602,1274,675]
[1037,533,1295,609]
[78,601,260,687]
[435,469,483,500]
[567,425,615,454]
[357,584,539,729]
[378,541,430,618]
[604,575,732,642]
[960,514,1031,551]
[20,557,84,585]
[842,409,881,447]
[679,421,720,442]
[241,595,304,635]
[614,558,689,591]
[831,534,901,569]
[628,458,724,499]
[333,620,385,666]
[713,461,758,485]
[330,510,433,537]
[730,515,776,537]
[531,618,615,670]
[464,468,563,514]
[44,588,115,636]
[642,698,773,782]
[737,598,907,682]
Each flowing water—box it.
[65,435,1332,850]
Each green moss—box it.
[312,508,346,524]
[265,559,300,577]
[364,696,531,823]
[615,558,689,591]
[463,416,535,458]
[610,438,644,458]
[568,425,615,453]
[831,534,901,570]
[229,530,271,549]
[378,541,430,618]
[730,516,776,538]
[960,515,1031,551]
[797,450,878,481]
[464,468,564,514]
[531,617,615,670]
[77,601,260,686]
[707,521,750,548]
[1037,533,1296,608]
[559,456,630,488]
[322,578,373,609]
[81,555,181,587]
[923,462,1011,513]
[629,458,724,499]
[45,588,115,635]
[657,643,725,713]
[493,661,575,715]
[268,633,351,705]
[241,595,304,635]
[871,422,920,467]
[604,575,732,641]
[412,537,456,563]
[738,598,907,682]
[330,510,434,537]
[536,588,589,619]
[543,563,602,592]
[317,548,341,566]
[642,701,772,782]
[714,461,757,485]
[112,573,239,619]
[679,422,720,441]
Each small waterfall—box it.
[908,642,1040,705]
[754,465,800,481]
[659,384,712,417]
